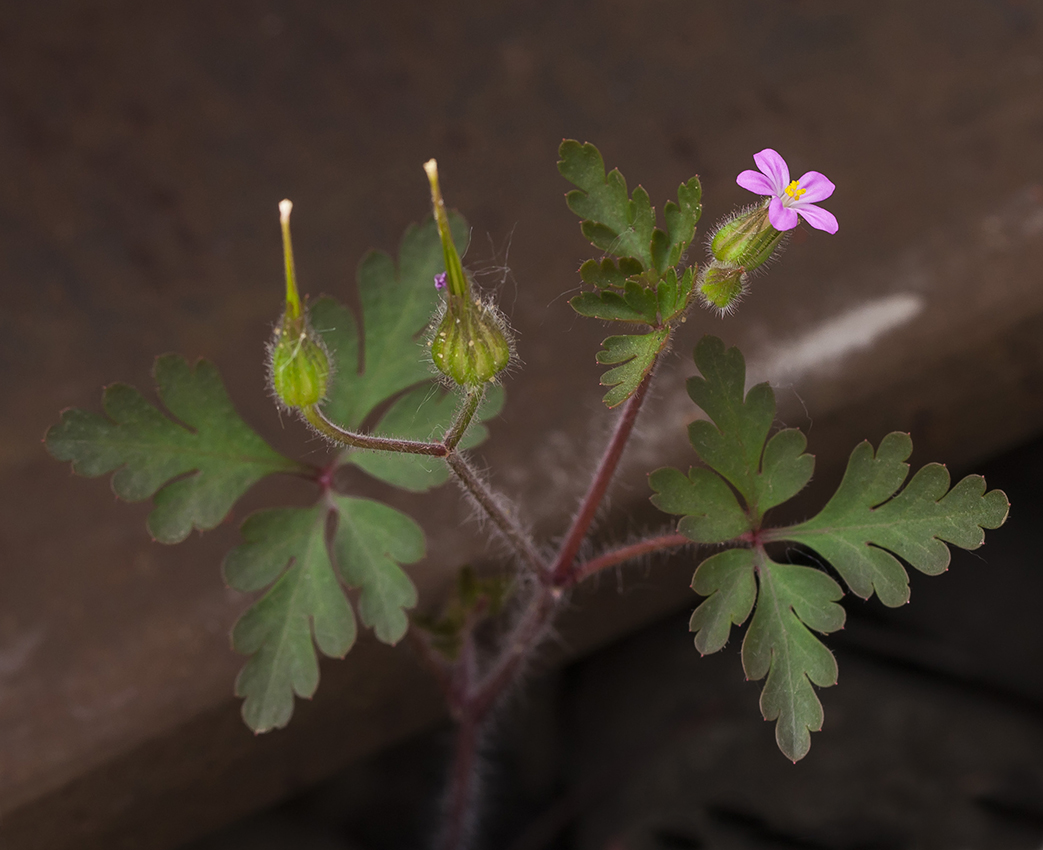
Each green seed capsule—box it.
[430,293,511,387]
[269,315,330,408]
[424,159,511,386]
[268,198,331,409]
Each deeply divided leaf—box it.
[653,176,702,272]
[45,355,303,544]
[558,141,701,275]
[686,336,776,508]
[558,140,655,270]
[654,336,814,538]
[689,548,756,654]
[649,466,750,543]
[225,505,356,733]
[311,212,469,431]
[596,328,669,408]
[741,551,845,762]
[775,432,1009,607]
[226,495,425,732]
[331,496,424,645]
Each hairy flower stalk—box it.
[268,200,331,409]
[424,159,511,387]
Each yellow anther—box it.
[785,180,806,200]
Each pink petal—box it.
[736,169,776,196]
[796,203,838,234]
[795,171,835,203]
[768,197,799,231]
[753,149,789,196]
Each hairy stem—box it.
[446,452,546,573]
[302,405,448,456]
[443,387,485,451]
[549,363,657,585]
[470,585,556,720]
[440,712,480,850]
[569,532,690,586]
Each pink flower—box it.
[736,149,838,234]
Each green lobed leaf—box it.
[649,466,750,544]
[570,290,654,324]
[311,212,469,431]
[741,551,845,762]
[596,328,669,408]
[347,384,505,491]
[558,140,655,270]
[224,505,356,733]
[686,335,776,509]
[689,548,757,655]
[651,176,703,273]
[774,432,1009,607]
[579,257,643,290]
[45,355,303,544]
[758,429,816,513]
[657,267,696,323]
[225,493,427,732]
[331,496,424,645]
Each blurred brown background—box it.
[3,0,1043,847]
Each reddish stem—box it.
[469,587,556,721]
[568,533,690,586]
[548,366,656,585]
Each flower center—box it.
[783,179,806,204]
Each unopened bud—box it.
[424,159,511,386]
[697,262,746,313]
[268,199,331,409]
[709,202,786,272]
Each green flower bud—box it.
[424,159,511,386]
[430,292,511,387]
[268,200,331,409]
[710,202,786,271]
[697,262,746,313]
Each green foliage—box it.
[772,433,1010,607]
[597,328,669,408]
[561,141,702,407]
[742,551,845,762]
[558,140,701,274]
[653,334,1009,760]
[648,466,749,544]
[225,496,425,732]
[685,336,814,517]
[331,495,424,644]
[45,355,304,544]
[688,548,756,655]
[570,268,696,328]
[310,211,469,431]
[571,283,658,325]
[225,505,356,732]
[347,385,505,491]
[651,336,813,526]
[657,267,696,323]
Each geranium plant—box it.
[45,142,1008,848]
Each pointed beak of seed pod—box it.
[268,200,331,409]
